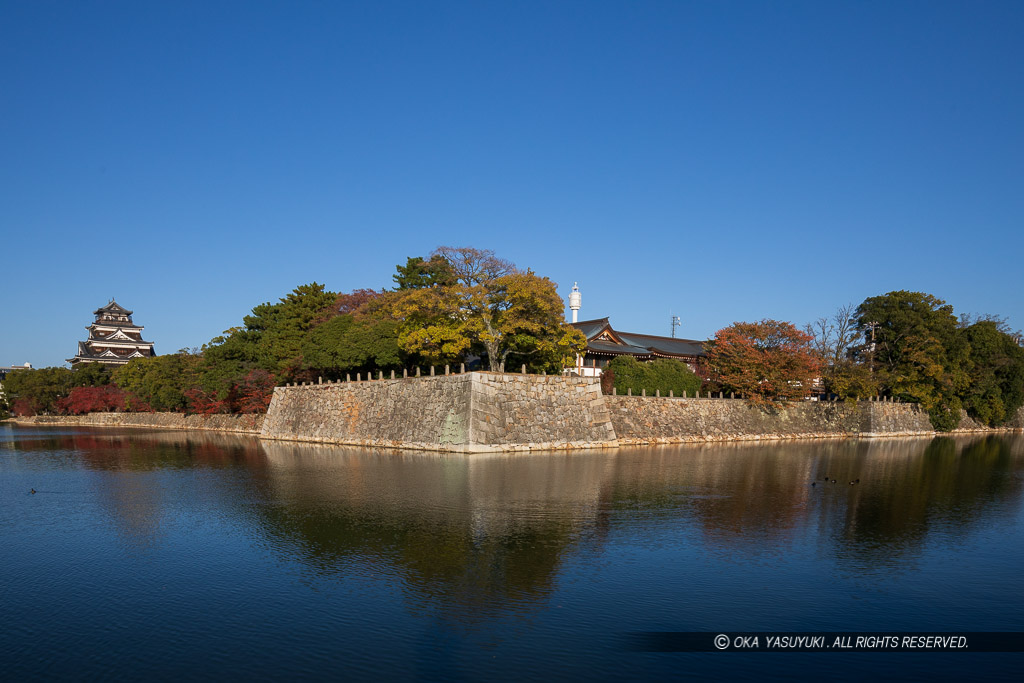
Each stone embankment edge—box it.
[7,413,264,434]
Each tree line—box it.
[702,290,1024,431]
[1,247,586,418]
[3,266,1021,434]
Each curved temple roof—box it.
[571,317,706,359]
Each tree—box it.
[604,356,702,397]
[1,364,113,416]
[56,385,131,415]
[234,369,277,414]
[393,255,456,290]
[202,282,337,384]
[960,319,1024,426]
[335,288,385,315]
[384,247,586,371]
[806,303,878,400]
[302,313,405,377]
[113,352,201,412]
[2,367,73,415]
[854,291,970,430]
[705,319,820,406]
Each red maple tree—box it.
[234,369,276,413]
[57,385,129,415]
[705,319,821,406]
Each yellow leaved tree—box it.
[382,247,586,373]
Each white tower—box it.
[568,282,581,323]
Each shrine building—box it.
[565,283,705,377]
[68,300,156,367]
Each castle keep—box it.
[68,300,155,367]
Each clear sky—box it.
[3,0,1022,368]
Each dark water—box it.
[2,425,1023,681]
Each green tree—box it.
[604,356,702,397]
[393,255,456,290]
[2,365,111,415]
[113,351,202,412]
[854,291,970,430]
[302,313,405,377]
[960,320,1024,426]
[202,283,337,385]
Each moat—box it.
[2,425,1023,680]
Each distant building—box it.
[68,300,156,367]
[569,317,705,377]
[564,284,705,377]
[0,362,33,380]
[0,362,33,405]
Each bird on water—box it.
[30,489,36,494]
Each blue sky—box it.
[3,1,1022,367]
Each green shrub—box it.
[605,356,701,397]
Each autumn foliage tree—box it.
[56,385,132,415]
[705,320,820,406]
[234,369,276,414]
[384,247,587,372]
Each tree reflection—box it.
[5,425,1024,621]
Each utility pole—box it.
[671,315,681,338]
[864,321,879,374]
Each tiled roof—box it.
[616,332,704,357]
[571,318,706,358]
[94,299,133,316]
[572,318,612,339]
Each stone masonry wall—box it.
[13,384,1021,451]
[861,401,933,435]
[259,371,618,453]
[466,372,617,449]
[260,373,475,450]
[13,412,264,433]
[605,396,937,444]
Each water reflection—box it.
[254,443,618,622]
[4,426,1024,621]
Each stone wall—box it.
[11,385,1022,452]
[1007,406,1024,429]
[605,396,935,444]
[861,400,933,436]
[259,371,618,453]
[468,372,617,448]
[12,412,264,433]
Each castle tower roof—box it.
[68,299,156,367]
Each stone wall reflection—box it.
[255,442,618,621]
[6,425,1023,621]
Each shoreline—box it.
[6,412,263,435]
[6,411,1021,451]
